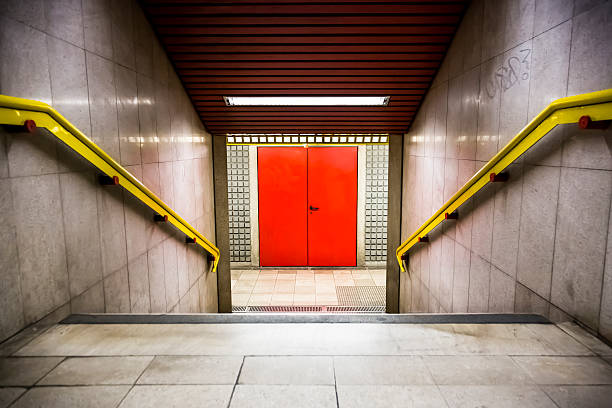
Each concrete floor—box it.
[231,269,386,307]
[1,320,611,407]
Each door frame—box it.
[214,136,402,314]
[256,145,358,267]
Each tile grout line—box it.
[5,355,67,408]
[113,355,156,408]
[420,354,451,408]
[226,355,246,408]
[332,356,339,408]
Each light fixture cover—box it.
[224,96,390,106]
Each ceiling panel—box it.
[140,0,468,135]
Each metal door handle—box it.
[309,205,319,211]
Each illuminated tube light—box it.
[224,96,390,106]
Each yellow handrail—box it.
[0,95,220,272]
[396,89,612,272]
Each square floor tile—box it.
[0,388,25,408]
[230,385,336,408]
[337,385,447,408]
[335,356,434,385]
[512,356,612,385]
[273,283,295,294]
[232,294,250,306]
[138,356,243,385]
[316,296,338,305]
[270,294,294,305]
[542,385,612,408]
[440,385,557,407]
[252,285,275,294]
[13,386,130,408]
[294,286,316,294]
[232,286,254,295]
[423,356,533,385]
[0,357,63,386]
[249,294,272,305]
[39,356,153,385]
[239,356,334,385]
[293,294,316,305]
[355,278,376,286]
[119,385,232,408]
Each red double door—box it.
[258,146,358,267]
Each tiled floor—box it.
[1,320,611,407]
[231,269,386,306]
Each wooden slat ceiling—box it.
[140,0,468,135]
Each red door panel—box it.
[258,147,308,266]
[307,147,358,266]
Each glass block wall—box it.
[365,145,388,262]
[227,146,251,263]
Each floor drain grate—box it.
[232,305,385,313]
[336,286,386,306]
[327,306,385,313]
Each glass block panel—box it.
[365,145,389,262]
[226,146,251,262]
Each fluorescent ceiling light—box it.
[224,96,390,106]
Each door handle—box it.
[309,205,319,211]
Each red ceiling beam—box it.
[151,15,461,25]
[207,127,407,131]
[181,76,433,83]
[170,53,443,61]
[188,89,426,95]
[185,83,429,90]
[178,69,437,76]
[145,4,465,15]
[156,26,458,35]
[166,45,447,53]
[175,61,440,69]
[162,35,452,45]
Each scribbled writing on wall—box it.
[485,48,531,99]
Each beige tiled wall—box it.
[0,0,217,343]
[400,0,612,341]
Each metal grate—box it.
[336,286,386,306]
[232,305,385,313]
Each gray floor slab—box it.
[336,385,448,408]
[524,324,596,355]
[38,356,153,385]
[14,323,588,357]
[0,388,25,408]
[11,386,131,408]
[512,356,612,385]
[555,322,612,356]
[423,356,534,385]
[334,356,434,385]
[239,356,334,385]
[4,322,610,407]
[137,356,243,384]
[118,385,233,408]
[230,385,337,408]
[0,357,63,386]
[542,385,612,408]
[439,385,558,407]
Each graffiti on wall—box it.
[485,48,531,99]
